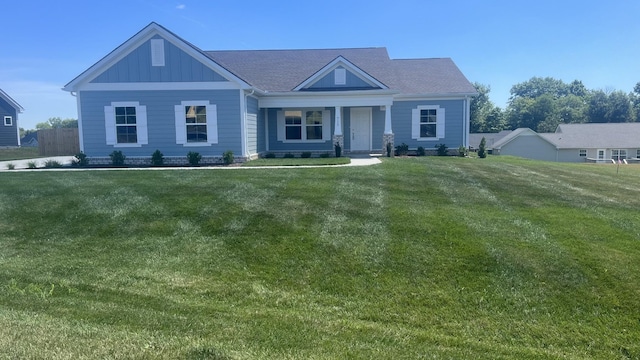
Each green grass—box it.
[0,147,38,161]
[243,157,350,166]
[1,156,639,359]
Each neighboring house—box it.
[0,88,24,147]
[63,22,477,163]
[469,130,511,151]
[20,132,38,147]
[492,123,640,162]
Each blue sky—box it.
[2,0,639,129]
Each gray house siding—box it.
[307,67,377,90]
[91,36,229,83]
[0,97,18,146]
[499,135,557,161]
[557,149,586,162]
[391,99,465,149]
[79,89,241,157]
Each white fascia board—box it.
[77,82,244,91]
[293,56,389,91]
[63,23,250,92]
[394,92,479,101]
[259,93,394,108]
[0,89,24,112]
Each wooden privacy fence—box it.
[38,128,80,156]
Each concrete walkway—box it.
[0,156,380,172]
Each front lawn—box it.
[0,147,38,161]
[1,157,639,359]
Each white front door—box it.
[350,107,371,151]
[597,149,606,160]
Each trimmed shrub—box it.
[478,137,488,158]
[223,150,234,165]
[110,150,126,166]
[44,160,63,168]
[6,163,15,170]
[301,151,312,158]
[73,152,88,167]
[319,153,330,158]
[334,143,342,158]
[436,143,448,156]
[417,146,426,157]
[187,151,202,166]
[395,143,409,156]
[283,153,295,158]
[263,152,276,159]
[27,161,38,169]
[151,150,164,166]
[458,145,468,157]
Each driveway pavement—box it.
[0,156,76,170]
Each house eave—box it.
[394,92,478,99]
[0,89,24,112]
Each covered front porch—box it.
[258,91,396,156]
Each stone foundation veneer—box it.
[86,156,244,166]
[333,134,344,152]
[382,133,395,157]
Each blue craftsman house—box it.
[64,22,476,163]
[0,88,24,147]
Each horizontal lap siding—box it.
[391,100,465,149]
[91,36,228,83]
[501,136,557,161]
[0,97,18,146]
[80,90,241,157]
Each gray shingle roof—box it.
[206,48,476,95]
[543,123,640,149]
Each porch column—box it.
[382,105,394,157]
[333,106,344,153]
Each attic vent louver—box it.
[334,68,346,85]
[151,39,165,67]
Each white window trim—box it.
[276,109,331,143]
[3,116,12,126]
[174,100,218,147]
[104,101,148,147]
[612,149,627,160]
[579,149,587,157]
[411,105,445,141]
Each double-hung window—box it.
[278,109,330,142]
[579,149,587,157]
[175,101,218,146]
[612,149,627,161]
[412,105,445,140]
[104,102,148,147]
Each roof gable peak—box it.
[293,55,388,91]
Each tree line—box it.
[471,77,640,133]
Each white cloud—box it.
[176,4,186,10]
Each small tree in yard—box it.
[478,137,488,158]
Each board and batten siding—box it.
[91,36,229,84]
[0,96,18,146]
[391,99,465,149]
[79,89,241,157]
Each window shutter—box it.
[104,105,116,145]
[436,107,445,139]
[322,110,331,140]
[277,111,284,141]
[137,105,148,145]
[206,104,218,144]
[411,108,419,139]
[175,105,186,144]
